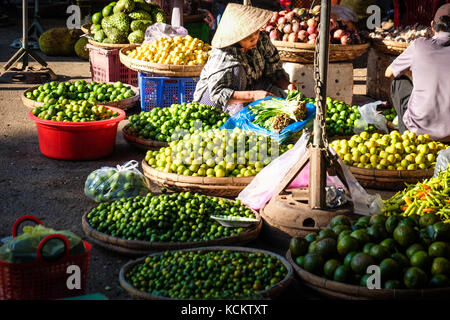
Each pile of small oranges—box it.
[126,35,211,65]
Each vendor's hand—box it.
[251,90,274,101]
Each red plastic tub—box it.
[29,106,126,160]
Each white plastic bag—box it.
[434,147,450,177]
[84,160,149,202]
[237,133,311,210]
[144,23,188,43]
[354,101,389,134]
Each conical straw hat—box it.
[211,3,273,49]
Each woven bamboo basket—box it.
[21,84,139,110]
[81,203,262,256]
[349,166,435,190]
[87,38,134,49]
[371,38,409,56]
[119,45,204,77]
[119,246,294,300]
[141,160,254,198]
[122,124,169,151]
[81,23,91,35]
[272,41,370,63]
[286,250,450,300]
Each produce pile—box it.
[32,101,119,122]
[126,102,229,142]
[89,0,165,44]
[84,167,148,202]
[383,167,450,223]
[330,131,447,170]
[125,35,210,65]
[382,107,397,123]
[369,24,433,43]
[249,90,308,133]
[25,80,136,104]
[290,214,450,289]
[125,249,287,299]
[86,192,255,242]
[265,6,362,45]
[144,128,293,177]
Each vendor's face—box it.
[239,31,260,50]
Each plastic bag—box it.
[237,133,384,215]
[434,147,450,177]
[0,225,85,263]
[144,23,188,43]
[221,97,316,143]
[353,101,389,134]
[84,160,149,202]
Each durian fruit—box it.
[38,28,81,56]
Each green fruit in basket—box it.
[102,5,114,17]
[92,12,102,25]
[115,0,135,13]
[153,9,166,23]
[129,9,152,21]
[94,30,106,42]
[90,23,102,34]
[130,19,152,32]
[128,30,144,44]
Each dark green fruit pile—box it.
[32,101,119,122]
[290,214,450,289]
[382,107,397,122]
[86,192,255,242]
[84,167,148,202]
[302,96,376,137]
[145,128,293,177]
[125,249,287,299]
[25,80,135,104]
[126,102,229,142]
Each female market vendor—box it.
[385,4,450,141]
[193,3,294,114]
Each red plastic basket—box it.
[87,44,138,87]
[29,106,126,160]
[0,215,92,300]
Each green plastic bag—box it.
[0,225,86,263]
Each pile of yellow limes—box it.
[125,35,211,65]
[330,130,447,170]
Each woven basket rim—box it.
[122,124,169,148]
[119,246,294,300]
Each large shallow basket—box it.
[120,45,204,77]
[119,246,294,300]
[272,41,370,63]
[81,201,262,256]
[349,166,435,190]
[286,249,450,300]
[371,38,409,56]
[21,83,139,110]
[122,124,169,151]
[87,38,133,49]
[141,160,254,198]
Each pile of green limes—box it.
[144,128,293,177]
[330,130,447,170]
[25,80,135,104]
[126,102,229,142]
[32,101,119,122]
[86,192,255,242]
[290,214,450,289]
[126,249,287,299]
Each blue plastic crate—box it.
[138,73,199,111]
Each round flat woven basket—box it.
[286,250,450,300]
[349,166,435,190]
[82,202,262,256]
[87,38,133,49]
[122,124,169,150]
[120,45,204,77]
[81,23,91,35]
[22,83,139,110]
[119,246,294,300]
[141,160,254,198]
[272,41,370,63]
[371,38,409,56]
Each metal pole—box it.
[22,0,28,68]
[312,0,331,148]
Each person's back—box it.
[403,34,450,139]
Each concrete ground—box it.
[0,16,393,300]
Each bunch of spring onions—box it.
[383,166,450,223]
[249,90,308,133]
